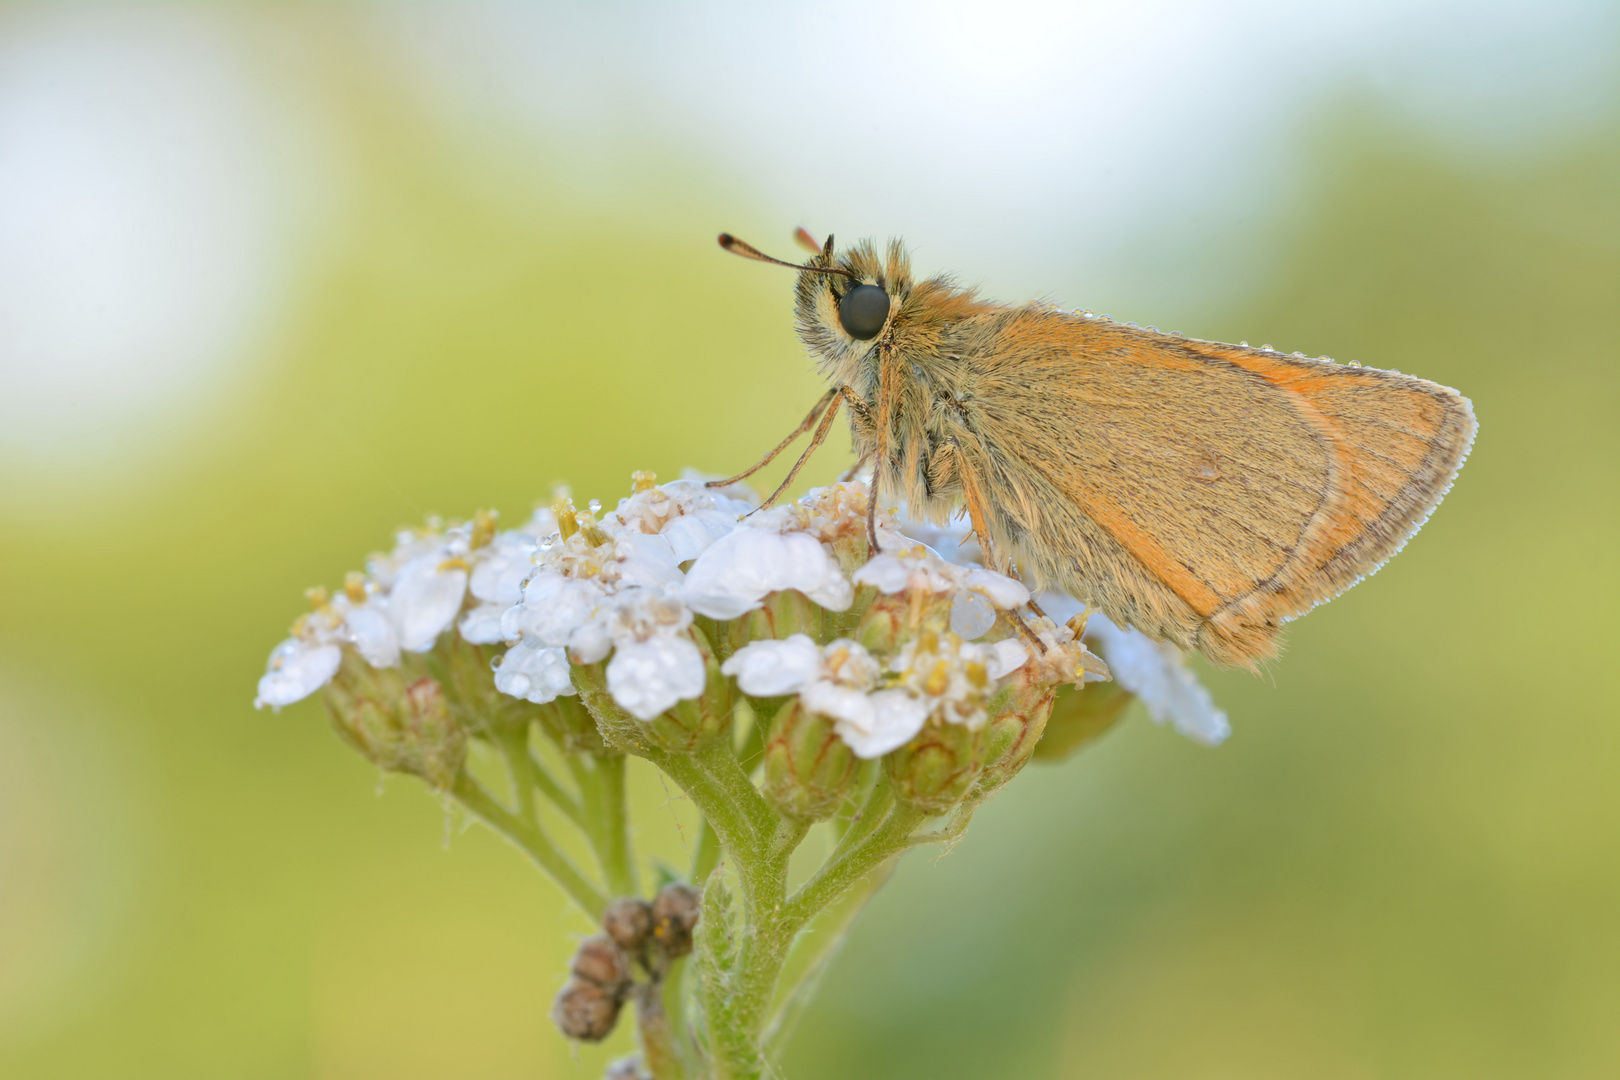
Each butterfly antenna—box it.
[718,233,854,280]
[792,226,823,254]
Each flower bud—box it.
[762,700,858,820]
[324,655,466,789]
[651,882,701,957]
[723,588,820,656]
[571,934,632,994]
[973,686,1056,797]
[552,979,620,1042]
[884,720,985,815]
[853,593,907,656]
[602,897,654,952]
[638,628,733,754]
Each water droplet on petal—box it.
[588,499,602,514]
[949,590,996,640]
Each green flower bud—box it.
[573,628,733,755]
[973,686,1056,797]
[762,700,859,821]
[724,588,821,654]
[885,719,985,815]
[324,654,466,789]
[853,592,907,656]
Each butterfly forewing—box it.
[967,311,1475,666]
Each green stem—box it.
[764,856,898,1057]
[645,747,761,862]
[691,817,721,885]
[450,771,607,917]
[567,754,638,898]
[633,982,686,1080]
[594,753,637,897]
[783,803,924,928]
[496,728,583,827]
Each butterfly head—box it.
[716,231,916,370]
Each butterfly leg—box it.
[705,386,839,490]
[865,349,903,554]
[748,386,856,512]
[947,437,1048,652]
[838,452,871,483]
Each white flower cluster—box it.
[257,470,1226,755]
[721,632,1026,758]
[495,480,1038,726]
[254,507,555,710]
[897,514,1229,745]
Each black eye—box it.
[838,283,890,340]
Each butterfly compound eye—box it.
[838,283,890,340]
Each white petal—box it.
[963,568,1030,609]
[345,604,400,667]
[987,638,1030,680]
[254,640,341,710]
[469,537,535,605]
[389,558,469,652]
[1086,613,1230,746]
[458,603,509,645]
[614,531,686,588]
[606,635,707,721]
[493,640,576,704]
[850,553,912,594]
[802,571,854,612]
[835,689,929,758]
[681,528,852,618]
[722,634,822,696]
[800,679,874,729]
[569,616,614,665]
[510,574,606,647]
[661,511,737,561]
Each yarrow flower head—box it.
[255,465,1237,1077]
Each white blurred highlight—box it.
[0,9,331,470]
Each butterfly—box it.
[711,230,1476,668]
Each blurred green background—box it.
[1,5,1615,1078]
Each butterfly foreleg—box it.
[945,436,1048,651]
[865,348,903,553]
[706,386,839,491]
[744,386,859,513]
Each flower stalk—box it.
[256,472,1230,1078]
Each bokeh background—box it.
[1,3,1616,1077]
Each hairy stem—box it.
[450,771,607,917]
[568,753,638,898]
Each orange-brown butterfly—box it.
[710,229,1476,668]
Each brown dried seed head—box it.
[651,883,702,957]
[570,934,631,992]
[551,980,621,1042]
[602,897,654,951]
